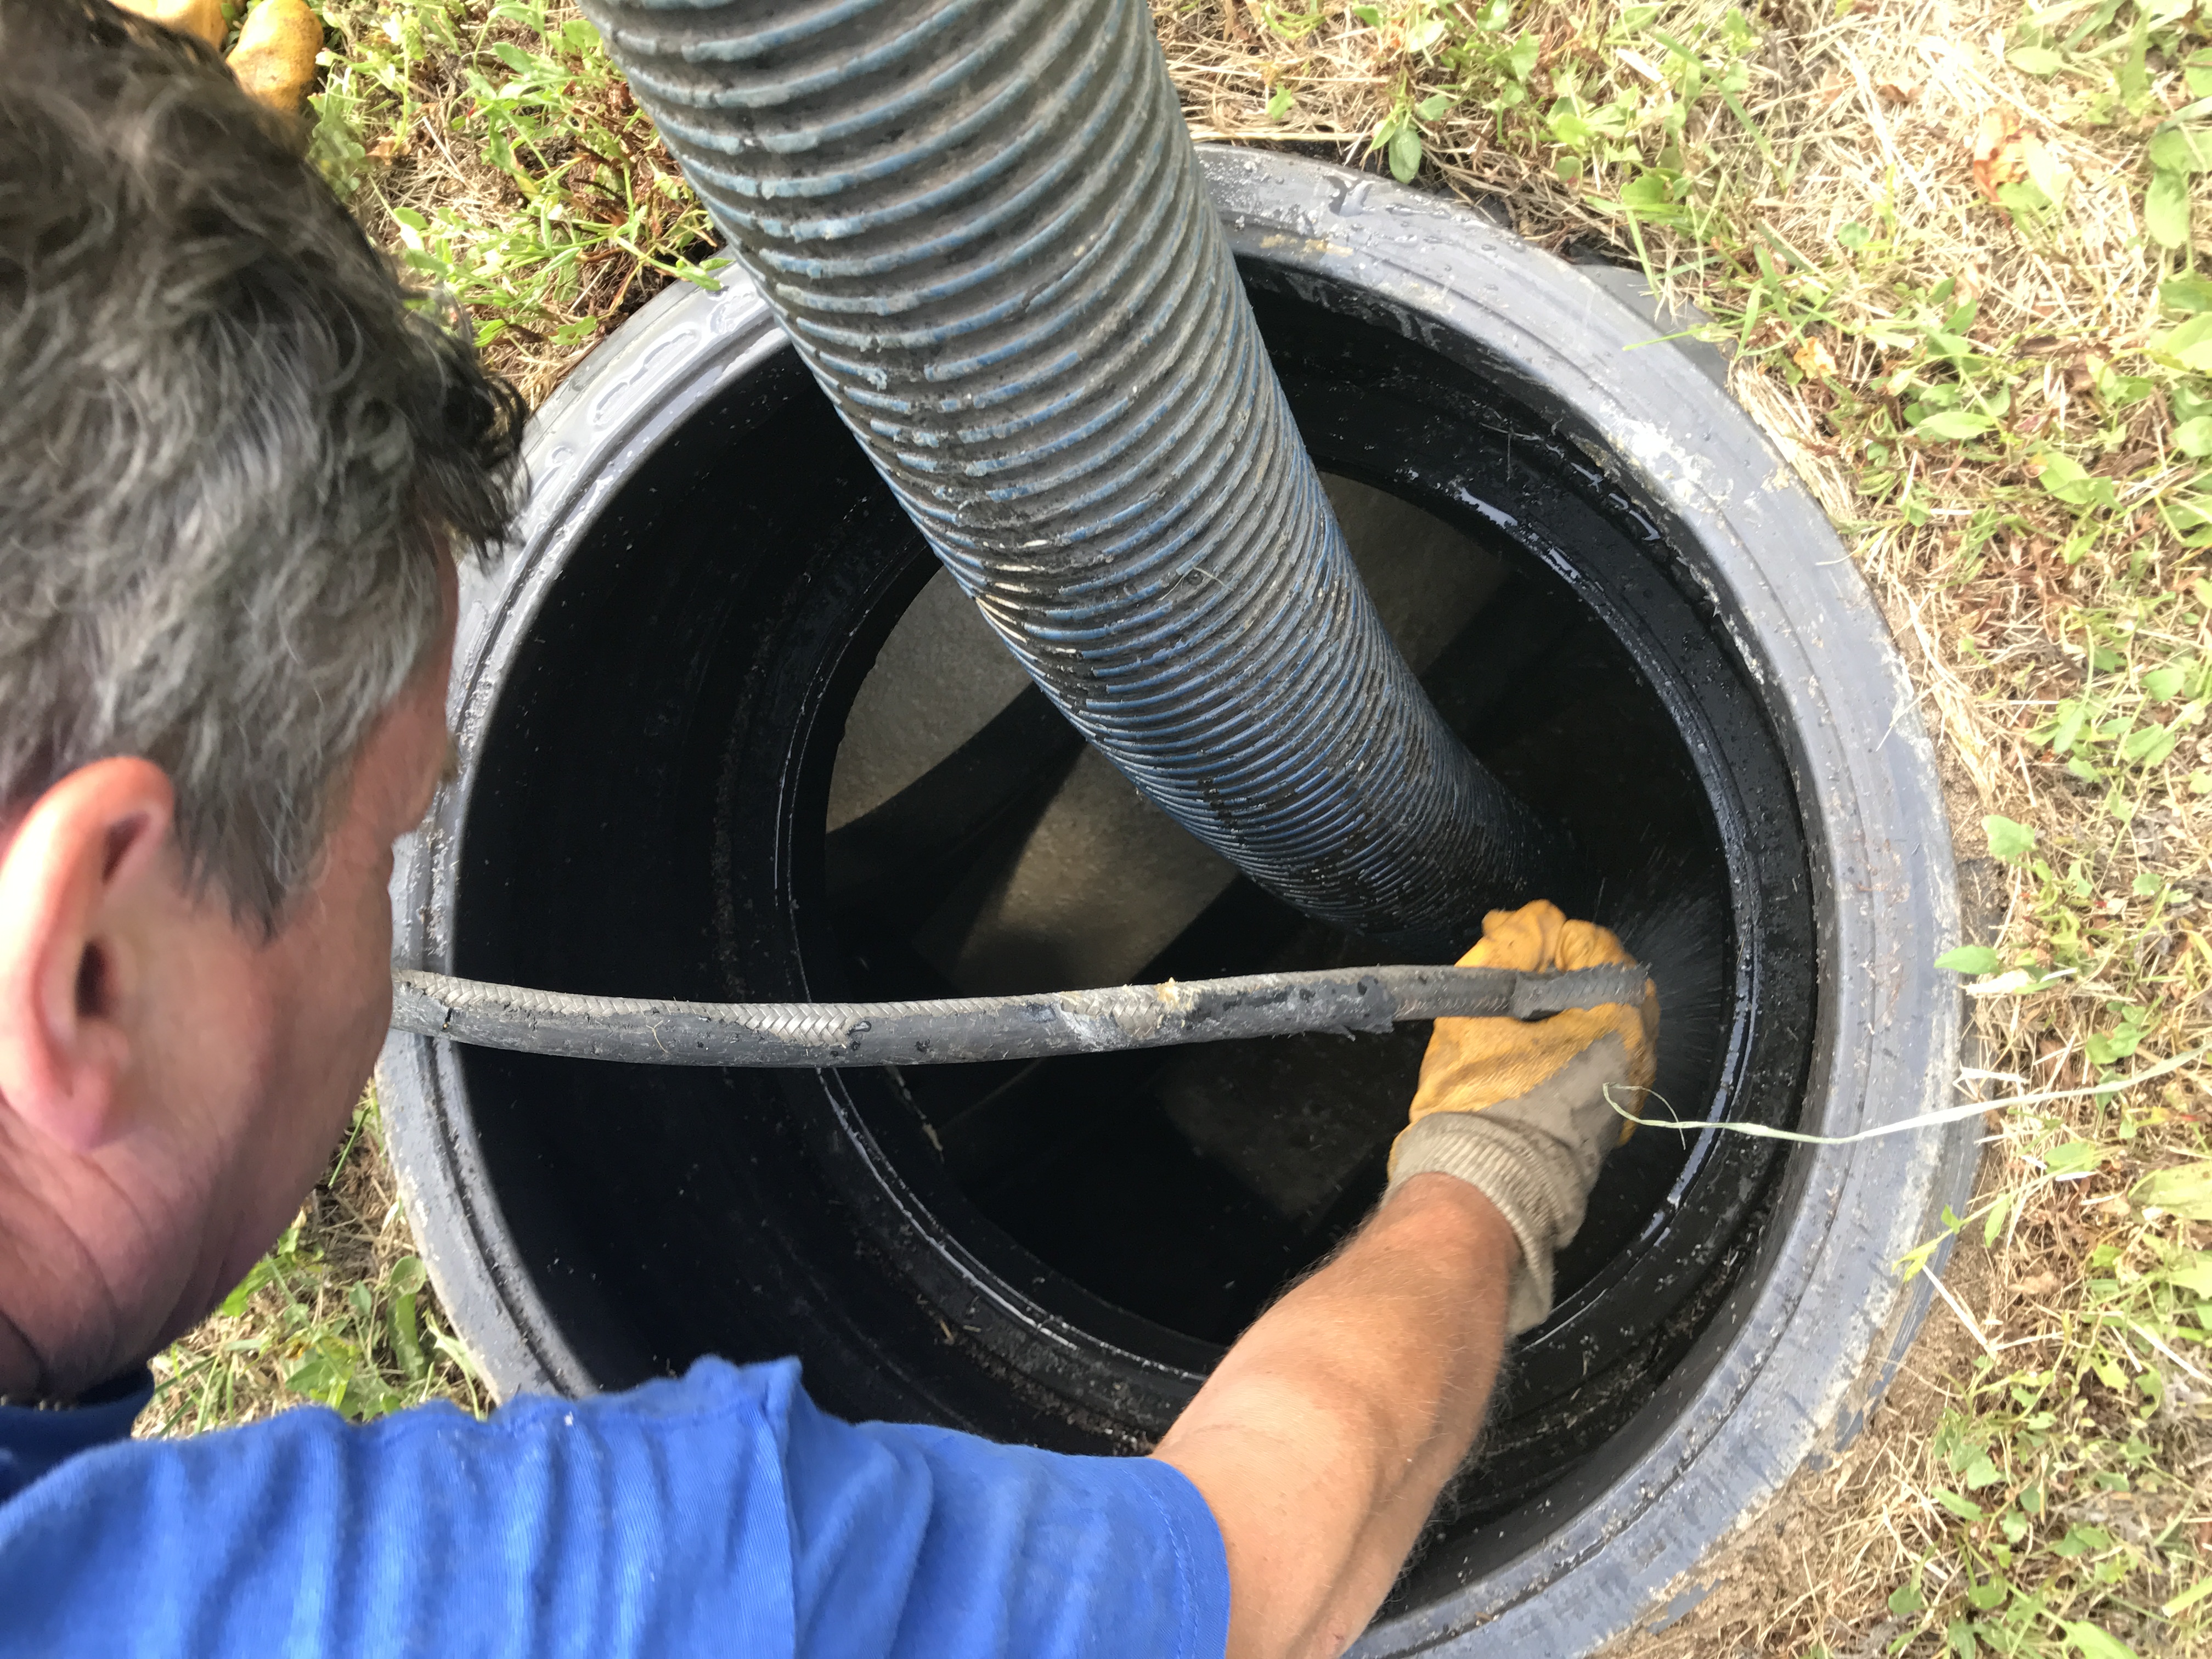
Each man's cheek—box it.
[334,887,391,1064]
[341,874,396,1083]
[364,874,394,1025]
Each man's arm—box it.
[1150,1173,1516,1659]
[1153,899,1660,1659]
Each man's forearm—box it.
[1150,1173,1517,1659]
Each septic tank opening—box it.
[433,244,1820,1548]
[821,474,1733,1351]
[385,152,1970,1655]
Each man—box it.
[0,3,1657,1655]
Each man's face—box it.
[188,551,459,1300]
[0,551,458,1390]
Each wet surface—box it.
[828,481,1731,1344]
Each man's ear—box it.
[0,759,176,1153]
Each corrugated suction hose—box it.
[579,0,1570,954]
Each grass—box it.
[143,1091,484,1436]
[309,0,723,398]
[151,0,2212,1652]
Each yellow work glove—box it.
[110,0,225,50]
[227,0,322,116]
[1385,900,1658,1335]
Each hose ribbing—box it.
[582,0,1564,950]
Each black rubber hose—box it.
[576,0,1572,954]
[391,963,1647,1069]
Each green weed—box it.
[312,0,722,364]
[145,1097,484,1435]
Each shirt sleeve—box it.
[778,1373,1228,1659]
[0,1356,1229,1659]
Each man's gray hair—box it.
[0,0,523,928]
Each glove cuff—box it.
[1386,1111,1570,1335]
